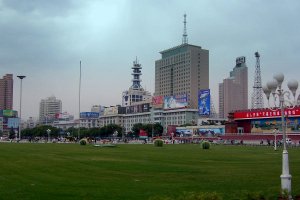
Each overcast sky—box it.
[1,0,300,119]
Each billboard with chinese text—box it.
[234,108,300,120]
[126,103,150,114]
[80,112,100,118]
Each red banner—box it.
[234,107,300,120]
[139,129,148,137]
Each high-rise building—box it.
[154,44,209,109]
[154,14,209,109]
[39,96,62,124]
[219,56,248,119]
[0,74,13,110]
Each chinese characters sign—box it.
[234,108,300,120]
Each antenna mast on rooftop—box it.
[182,13,188,44]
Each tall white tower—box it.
[122,58,152,106]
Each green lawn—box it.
[0,143,299,199]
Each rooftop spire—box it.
[182,13,188,44]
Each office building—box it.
[155,44,209,109]
[219,56,248,119]
[0,74,13,110]
[39,96,62,124]
[154,15,209,109]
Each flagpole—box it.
[78,61,81,140]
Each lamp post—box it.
[262,73,299,196]
[47,129,51,143]
[273,128,278,151]
[17,75,26,141]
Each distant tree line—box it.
[19,123,163,139]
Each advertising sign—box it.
[7,118,19,128]
[198,128,224,136]
[139,129,148,139]
[251,117,300,133]
[118,107,126,114]
[0,117,3,132]
[126,103,150,114]
[175,128,192,136]
[234,108,300,120]
[152,96,164,108]
[164,94,188,110]
[103,107,119,116]
[80,112,99,118]
[198,89,210,116]
[3,110,14,117]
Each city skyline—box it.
[1,0,300,119]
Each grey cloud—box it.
[2,0,80,17]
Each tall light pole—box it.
[17,75,26,141]
[273,128,278,151]
[78,61,81,141]
[263,73,299,196]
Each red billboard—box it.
[234,107,300,120]
[152,96,164,108]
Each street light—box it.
[273,128,278,151]
[17,75,26,141]
[263,73,299,196]
[47,129,51,143]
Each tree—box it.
[153,123,163,136]
[131,123,164,137]
[9,127,15,139]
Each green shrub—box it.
[177,192,222,200]
[149,192,222,200]
[154,139,163,147]
[79,139,87,145]
[239,191,266,200]
[202,141,210,149]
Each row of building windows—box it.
[159,53,190,66]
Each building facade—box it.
[79,106,198,135]
[0,74,13,110]
[219,56,248,119]
[91,105,105,115]
[154,44,209,109]
[39,96,62,124]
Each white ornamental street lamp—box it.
[262,73,299,197]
